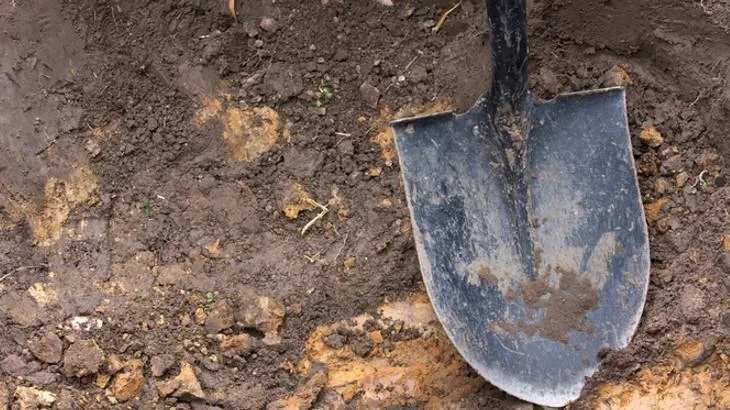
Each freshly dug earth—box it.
[1,0,728,409]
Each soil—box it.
[1,0,729,409]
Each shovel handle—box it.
[486,0,529,113]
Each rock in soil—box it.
[13,386,56,409]
[156,361,205,401]
[640,127,665,148]
[26,371,58,387]
[1,354,29,377]
[220,334,256,356]
[111,359,145,402]
[238,296,286,345]
[359,82,381,109]
[150,354,176,377]
[62,339,104,377]
[0,292,40,327]
[205,299,235,334]
[28,332,64,364]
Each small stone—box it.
[654,178,672,195]
[156,361,205,401]
[679,285,706,324]
[205,299,235,334]
[238,296,286,345]
[697,151,720,169]
[408,64,428,84]
[322,333,346,349]
[260,17,278,33]
[661,155,684,174]
[195,308,207,326]
[266,368,327,410]
[84,138,101,157]
[676,171,690,188]
[151,354,176,377]
[1,354,29,377]
[28,332,64,364]
[640,127,664,148]
[63,339,104,377]
[13,386,56,409]
[0,291,40,327]
[112,360,145,402]
[359,82,381,109]
[26,371,58,386]
[423,19,436,29]
[220,334,256,356]
[332,48,348,62]
[254,39,264,48]
[147,117,159,132]
[104,354,125,375]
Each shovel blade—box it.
[391,88,649,407]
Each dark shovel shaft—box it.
[486,0,528,116]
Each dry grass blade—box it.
[433,1,462,33]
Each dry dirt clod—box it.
[239,296,286,345]
[0,291,40,327]
[640,127,665,148]
[266,367,327,410]
[111,359,145,402]
[359,82,381,109]
[1,354,29,377]
[601,65,632,87]
[28,332,63,364]
[0,382,7,410]
[151,354,176,377]
[156,361,205,401]
[676,171,691,188]
[260,17,279,33]
[220,334,256,356]
[13,386,56,409]
[62,339,104,377]
[205,299,235,334]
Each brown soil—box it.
[1,0,728,409]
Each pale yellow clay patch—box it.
[28,167,97,246]
[371,99,457,166]
[279,182,317,219]
[194,98,282,162]
[595,339,730,410]
[28,282,58,306]
[293,291,484,408]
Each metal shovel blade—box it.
[391,1,649,407]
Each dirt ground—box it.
[1,0,729,409]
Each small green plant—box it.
[205,291,219,304]
[315,78,334,107]
[142,203,152,215]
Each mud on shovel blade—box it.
[390,0,649,407]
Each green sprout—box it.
[142,203,152,214]
[205,291,219,304]
[315,78,334,107]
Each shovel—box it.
[390,0,649,406]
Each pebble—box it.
[676,171,690,188]
[359,82,380,109]
[259,17,278,33]
[654,178,672,195]
[661,155,684,174]
[62,339,104,377]
[254,39,264,48]
[1,354,29,377]
[28,331,64,364]
[151,354,176,377]
[640,127,664,148]
[205,299,235,334]
[220,334,256,356]
[156,361,205,401]
[332,48,348,62]
[112,360,145,402]
[238,296,286,345]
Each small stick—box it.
[432,1,462,33]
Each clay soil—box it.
[1,0,729,409]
